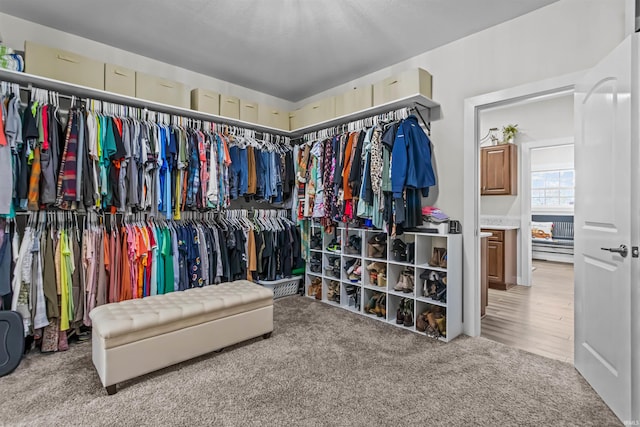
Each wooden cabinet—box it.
[481,144,518,195]
[482,228,517,290]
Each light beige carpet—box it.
[0,296,621,426]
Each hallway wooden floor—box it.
[481,260,574,363]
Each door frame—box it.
[520,136,575,286]
[462,71,584,337]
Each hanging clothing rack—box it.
[297,104,432,145]
[301,106,420,142]
[0,68,290,137]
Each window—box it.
[531,169,574,209]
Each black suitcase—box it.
[0,311,24,377]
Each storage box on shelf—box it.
[220,95,240,119]
[135,72,189,108]
[191,88,220,115]
[257,104,290,131]
[373,68,432,106]
[335,85,373,116]
[304,223,462,342]
[105,64,135,96]
[25,41,105,90]
[239,99,259,123]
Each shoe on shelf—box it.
[369,271,378,284]
[344,235,362,255]
[365,295,378,314]
[344,258,357,274]
[367,243,386,258]
[416,312,428,332]
[429,247,447,268]
[327,281,340,303]
[310,234,322,250]
[435,313,447,337]
[308,278,322,299]
[425,307,445,338]
[407,242,415,264]
[326,239,342,253]
[366,261,385,272]
[368,233,387,245]
[394,269,414,293]
[377,271,387,287]
[352,260,362,275]
[391,239,407,262]
[374,294,386,317]
[403,299,414,327]
[353,265,362,276]
[396,299,405,324]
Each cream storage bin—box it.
[258,105,289,131]
[105,64,135,96]
[191,89,220,115]
[24,41,105,89]
[220,95,240,119]
[289,109,304,131]
[301,96,335,127]
[135,72,188,108]
[335,85,373,116]
[373,68,433,105]
[240,100,259,124]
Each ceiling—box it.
[0,0,558,101]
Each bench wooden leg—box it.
[106,384,117,395]
[262,332,272,339]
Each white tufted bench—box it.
[89,280,273,395]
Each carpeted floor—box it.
[0,296,621,426]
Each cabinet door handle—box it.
[56,54,80,64]
[113,69,129,77]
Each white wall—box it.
[0,12,293,111]
[294,0,626,222]
[531,144,574,172]
[479,95,574,148]
[480,94,574,218]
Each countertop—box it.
[480,225,520,230]
[479,232,493,238]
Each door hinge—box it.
[632,246,639,258]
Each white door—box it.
[574,36,635,421]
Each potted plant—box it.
[501,124,518,144]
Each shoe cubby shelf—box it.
[305,223,462,342]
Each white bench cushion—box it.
[89,280,273,349]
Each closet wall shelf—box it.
[0,69,289,136]
[290,93,441,134]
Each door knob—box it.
[600,244,628,258]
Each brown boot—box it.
[416,313,428,332]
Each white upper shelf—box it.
[291,93,441,135]
[0,69,441,137]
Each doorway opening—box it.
[476,93,576,363]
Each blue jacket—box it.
[391,115,436,198]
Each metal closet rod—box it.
[0,68,290,137]
[299,105,431,143]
